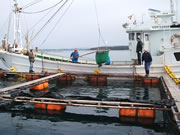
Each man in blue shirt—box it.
[70,48,79,63]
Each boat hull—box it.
[0,50,180,77]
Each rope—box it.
[22,0,63,14]
[30,0,68,45]
[28,7,54,34]
[22,0,44,10]
[40,0,74,46]
[93,0,107,48]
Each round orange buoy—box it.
[137,109,155,118]
[119,109,137,117]
[31,82,49,90]
[26,74,40,81]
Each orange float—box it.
[26,74,40,81]
[119,108,155,119]
[34,103,66,111]
[59,75,76,81]
[47,104,66,111]
[31,82,49,90]
[120,109,137,117]
[137,109,155,118]
[143,78,151,84]
[151,78,160,84]
[88,76,107,82]
[34,103,47,110]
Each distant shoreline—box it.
[89,46,129,50]
[40,46,129,51]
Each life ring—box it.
[170,34,180,46]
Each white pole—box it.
[176,0,179,23]
[13,0,23,49]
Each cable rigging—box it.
[22,0,44,10]
[22,0,63,14]
[30,0,69,44]
[40,0,74,47]
[93,0,107,48]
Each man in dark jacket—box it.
[29,49,35,72]
[142,50,152,77]
[136,38,143,65]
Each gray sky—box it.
[0,0,178,49]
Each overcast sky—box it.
[0,0,178,49]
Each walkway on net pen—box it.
[0,72,173,112]
[0,72,65,94]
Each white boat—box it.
[0,0,180,78]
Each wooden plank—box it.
[0,73,65,93]
[163,74,180,110]
[0,96,170,110]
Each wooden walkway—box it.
[162,74,180,126]
[0,73,65,93]
[0,95,170,110]
[163,74,180,109]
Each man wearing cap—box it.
[142,50,152,77]
[70,48,79,63]
[136,38,143,65]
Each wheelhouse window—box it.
[145,34,149,41]
[136,33,141,39]
[174,52,180,61]
[129,33,135,40]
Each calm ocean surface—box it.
[0,50,179,135]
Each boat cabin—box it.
[126,11,180,65]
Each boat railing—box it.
[34,51,97,64]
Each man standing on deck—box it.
[70,48,79,63]
[29,49,35,73]
[136,38,143,65]
[142,50,152,77]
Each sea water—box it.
[0,50,179,135]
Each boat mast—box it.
[13,0,23,49]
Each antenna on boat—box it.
[13,0,23,51]
[170,0,178,24]
[176,0,179,23]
